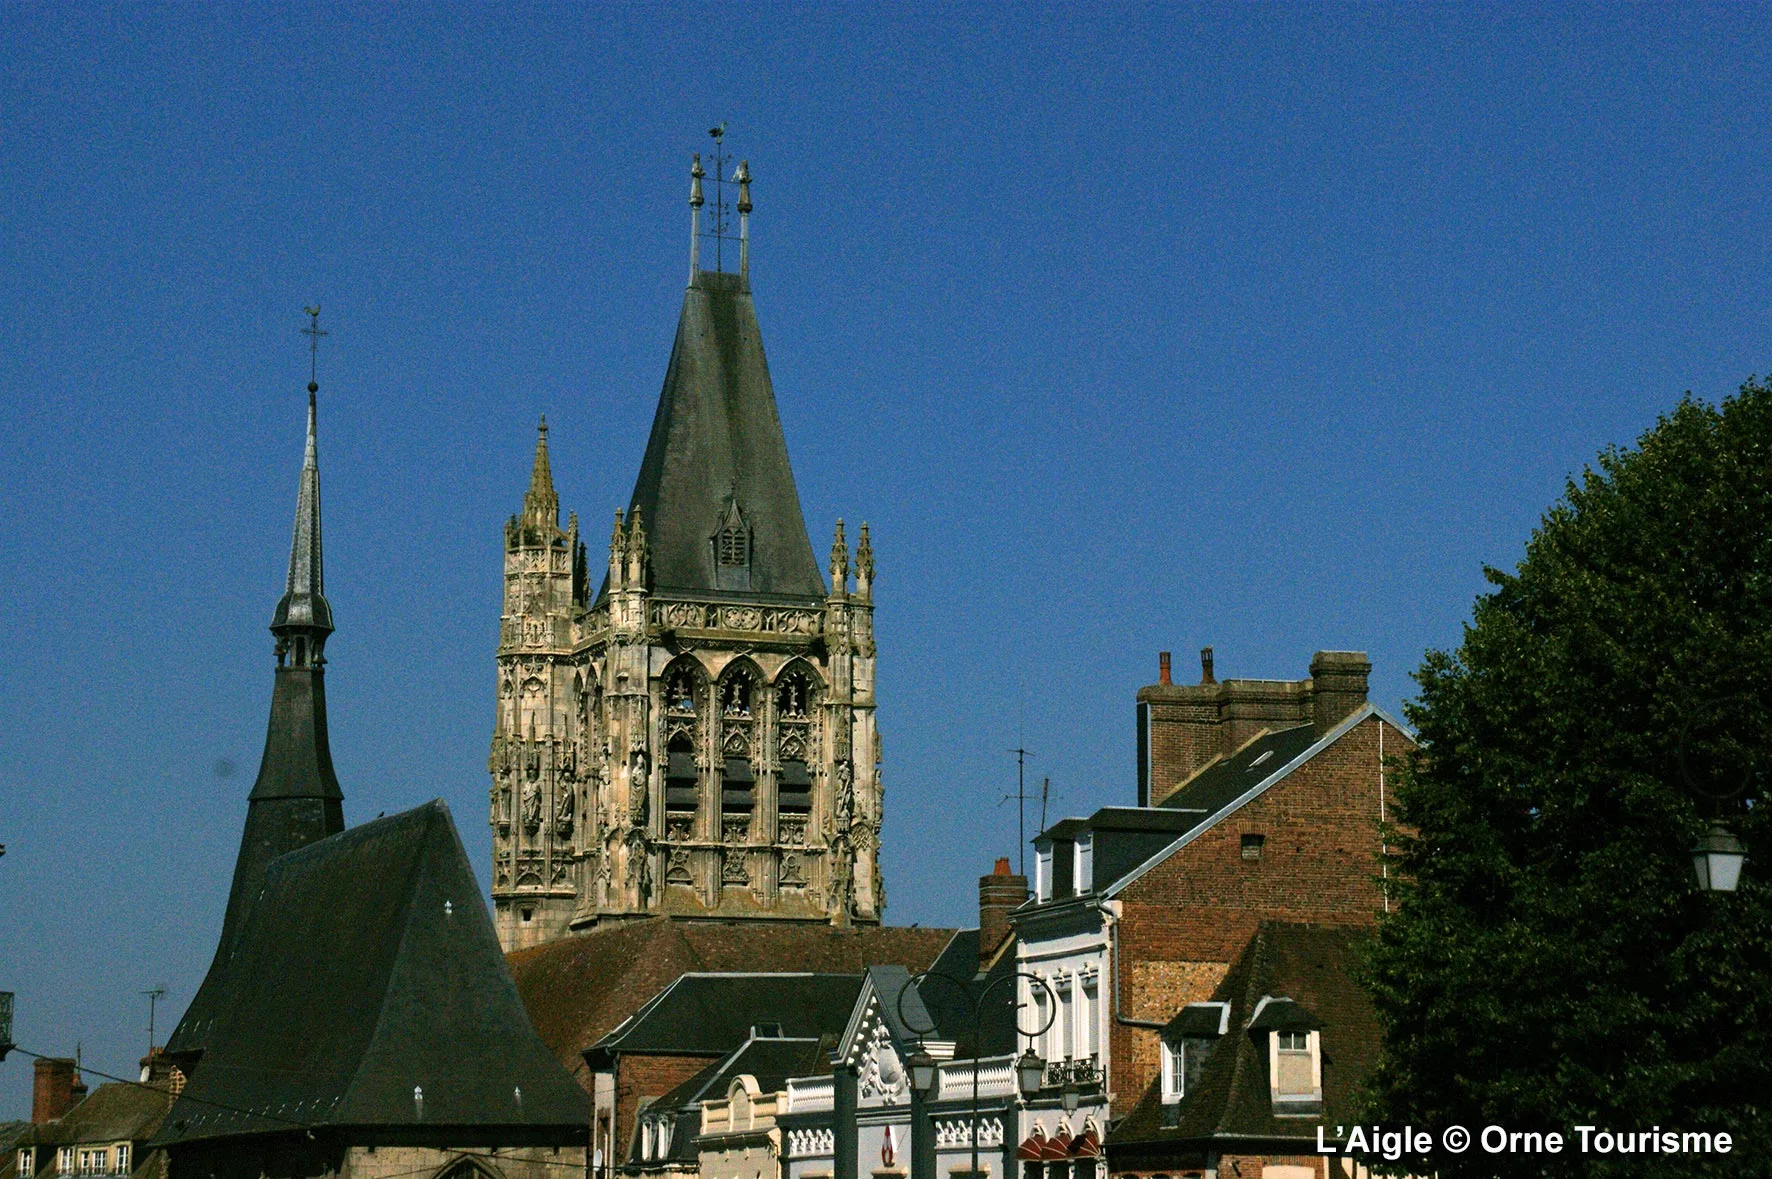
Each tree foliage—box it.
[1365,379,1772,1177]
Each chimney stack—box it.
[32,1057,83,1123]
[1158,651,1172,686]
[1310,651,1372,735]
[1200,646,1216,685]
[978,857,1028,968]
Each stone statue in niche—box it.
[628,749,650,825]
[834,760,854,827]
[555,783,575,832]
[521,779,542,828]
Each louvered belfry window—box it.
[718,523,748,566]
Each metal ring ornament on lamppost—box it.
[1677,694,1762,892]
[896,970,1059,1179]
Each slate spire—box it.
[615,269,824,599]
[270,387,333,666]
[166,329,347,1063]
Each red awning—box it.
[1016,1130,1048,1161]
[1040,1130,1073,1160]
[1069,1130,1100,1158]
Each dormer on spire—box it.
[272,314,333,669]
[711,488,753,592]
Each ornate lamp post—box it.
[899,970,1057,1179]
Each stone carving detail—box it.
[551,858,573,885]
[666,815,693,842]
[666,846,693,884]
[663,602,706,629]
[721,606,763,630]
[779,816,807,846]
[723,727,750,756]
[521,779,542,829]
[777,610,821,635]
[780,851,806,886]
[722,849,749,886]
[859,1022,906,1105]
[625,831,651,905]
[628,749,650,825]
[494,851,512,887]
[723,817,749,845]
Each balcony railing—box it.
[1043,1056,1103,1090]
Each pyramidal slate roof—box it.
[166,391,346,1061]
[154,802,588,1147]
[612,268,825,601]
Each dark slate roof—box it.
[507,917,956,1075]
[1107,923,1378,1151]
[169,400,348,1060]
[920,929,1020,1057]
[1158,723,1321,818]
[25,1082,172,1147]
[154,802,587,1146]
[1031,807,1199,899]
[589,974,863,1064]
[609,269,825,601]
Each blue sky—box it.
[2,4,1769,1115]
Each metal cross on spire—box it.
[301,305,327,395]
[705,124,735,272]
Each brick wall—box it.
[613,1053,720,1165]
[1110,715,1412,1116]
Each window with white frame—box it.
[57,1147,72,1174]
[1073,834,1093,893]
[1056,980,1074,1060]
[1160,1039,1186,1102]
[19,1148,34,1177]
[1034,845,1053,902]
[1081,976,1099,1057]
[114,1144,129,1173]
[1274,1031,1315,1096]
[1029,983,1050,1056]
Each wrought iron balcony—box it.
[1043,1056,1103,1090]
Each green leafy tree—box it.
[1365,380,1772,1177]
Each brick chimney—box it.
[1158,651,1172,686]
[978,857,1028,968]
[33,1057,84,1123]
[1309,651,1372,736]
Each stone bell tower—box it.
[491,143,884,950]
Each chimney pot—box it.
[1200,646,1216,685]
[1158,651,1172,686]
[978,858,1029,969]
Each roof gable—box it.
[1106,704,1411,899]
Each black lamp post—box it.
[899,970,1057,1179]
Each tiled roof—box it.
[508,918,956,1075]
[21,1081,171,1147]
[1108,922,1379,1149]
[153,802,588,1147]
[1159,723,1321,818]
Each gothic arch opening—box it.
[774,661,822,818]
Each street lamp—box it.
[1692,821,1747,892]
[1678,696,1758,893]
[899,971,1058,1179]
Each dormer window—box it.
[1248,996,1323,1116]
[1035,844,1054,902]
[711,494,752,590]
[1159,1001,1229,1105]
[1074,833,1093,893]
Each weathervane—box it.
[301,305,327,396]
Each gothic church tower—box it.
[491,150,883,950]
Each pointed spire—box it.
[271,364,333,666]
[735,159,752,281]
[855,522,874,597]
[829,519,849,595]
[522,415,560,529]
[689,153,705,281]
